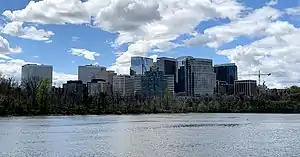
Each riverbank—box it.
[1,110,300,117]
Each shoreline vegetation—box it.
[1,76,300,117]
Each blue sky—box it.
[0,0,299,88]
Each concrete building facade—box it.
[113,75,134,96]
[78,65,108,84]
[165,75,175,94]
[87,79,110,96]
[185,57,216,96]
[234,80,257,96]
[21,64,53,87]
[63,80,86,95]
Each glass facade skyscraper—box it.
[185,57,216,96]
[214,63,238,85]
[157,57,177,93]
[130,57,154,75]
[141,70,167,97]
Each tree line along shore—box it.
[0,76,300,116]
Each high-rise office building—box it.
[157,57,177,76]
[113,75,134,96]
[141,69,168,97]
[165,75,175,94]
[214,63,238,84]
[21,64,53,87]
[130,57,153,75]
[176,56,193,94]
[78,65,108,84]
[157,57,177,93]
[185,57,216,96]
[234,80,257,96]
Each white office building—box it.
[78,65,108,84]
[113,75,134,96]
[185,57,216,96]
[21,64,53,87]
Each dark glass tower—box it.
[214,63,238,85]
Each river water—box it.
[0,114,299,157]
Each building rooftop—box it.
[114,74,131,77]
[235,80,257,83]
[79,65,106,69]
[66,80,83,84]
[187,57,213,62]
[22,64,52,67]
[157,57,177,62]
[214,63,236,67]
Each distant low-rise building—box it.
[215,81,234,95]
[63,80,86,103]
[234,80,257,96]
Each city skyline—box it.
[0,0,299,89]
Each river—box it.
[0,114,299,157]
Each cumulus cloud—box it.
[69,48,100,61]
[286,6,300,16]
[0,36,22,53]
[1,21,54,41]
[217,28,300,89]
[266,0,277,6]
[52,72,77,87]
[184,6,283,48]
[107,0,245,74]
[0,54,12,60]
[2,0,90,24]
[94,0,161,32]
[44,40,53,43]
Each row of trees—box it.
[1,75,300,116]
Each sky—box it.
[0,0,299,88]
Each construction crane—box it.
[247,70,271,86]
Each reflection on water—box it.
[0,114,300,157]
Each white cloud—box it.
[2,0,90,25]
[0,57,76,87]
[184,6,283,48]
[0,35,22,53]
[0,54,12,60]
[217,28,300,89]
[69,48,100,61]
[286,6,300,16]
[94,0,161,32]
[44,40,52,43]
[149,54,158,62]
[33,55,39,58]
[53,72,77,87]
[1,21,54,41]
[266,0,277,6]
[106,0,244,74]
